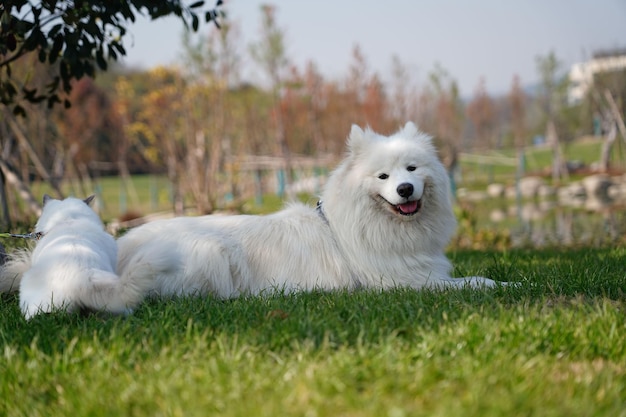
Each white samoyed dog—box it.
[116,122,500,298]
[2,195,174,319]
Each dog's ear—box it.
[43,194,53,206]
[83,195,96,206]
[349,124,364,141]
[401,121,434,148]
[347,124,366,154]
[401,122,419,137]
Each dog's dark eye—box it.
[407,166,416,172]
[378,173,389,180]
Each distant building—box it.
[568,48,626,104]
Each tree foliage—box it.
[2,3,621,224]
[467,77,496,150]
[0,0,223,116]
[508,75,527,149]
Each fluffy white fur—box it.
[5,195,174,319]
[117,122,498,298]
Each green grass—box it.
[459,136,626,187]
[27,174,174,221]
[1,247,625,416]
[22,174,314,221]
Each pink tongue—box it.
[398,201,418,214]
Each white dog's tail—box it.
[79,245,177,315]
[0,249,32,293]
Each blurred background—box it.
[1,0,625,249]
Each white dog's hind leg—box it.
[78,270,137,315]
[81,245,179,314]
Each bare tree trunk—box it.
[165,138,184,216]
[117,160,140,208]
[599,122,617,173]
[0,158,41,217]
[77,162,94,197]
[604,89,626,144]
[186,130,214,214]
[546,120,568,184]
[206,133,222,212]
[7,118,64,198]
[186,130,202,214]
[223,138,239,205]
[0,170,10,228]
[0,134,13,227]
[65,144,85,198]
[273,90,292,198]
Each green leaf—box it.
[6,34,17,51]
[49,35,64,64]
[46,76,60,93]
[48,23,63,38]
[22,87,37,101]
[46,94,60,109]
[83,61,95,78]
[2,81,17,97]
[96,49,107,70]
[108,45,118,60]
[111,41,126,56]
[59,61,69,83]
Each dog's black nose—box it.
[397,183,414,198]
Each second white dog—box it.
[14,195,174,319]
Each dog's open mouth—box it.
[395,200,421,216]
[374,195,422,217]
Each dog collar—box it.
[316,201,329,225]
[7,231,44,240]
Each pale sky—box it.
[122,0,626,97]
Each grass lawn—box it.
[459,136,626,187]
[1,247,625,416]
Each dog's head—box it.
[346,122,450,220]
[35,195,100,234]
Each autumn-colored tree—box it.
[0,1,223,224]
[466,78,496,151]
[507,75,527,149]
[536,51,569,182]
[181,17,243,212]
[230,83,273,203]
[122,68,187,214]
[0,53,63,217]
[278,66,306,154]
[588,67,626,172]
[303,61,326,154]
[389,55,416,125]
[344,45,369,127]
[362,74,388,132]
[0,0,222,115]
[320,80,353,155]
[422,64,464,172]
[55,77,127,196]
[249,4,291,194]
